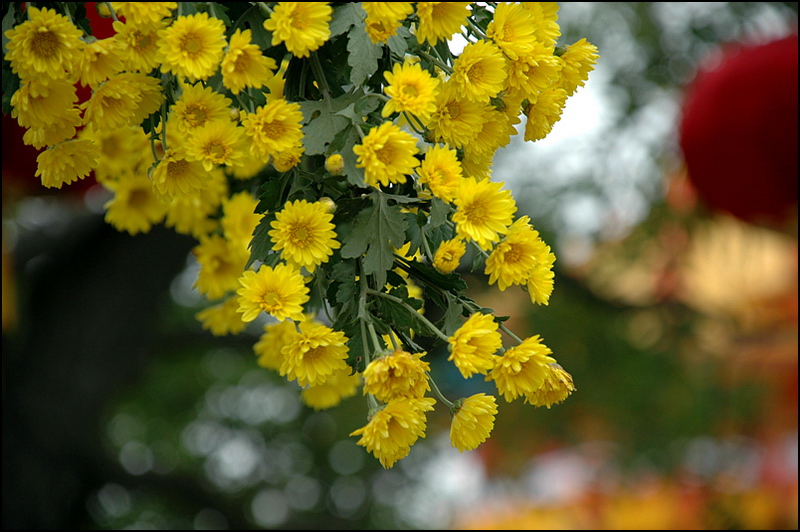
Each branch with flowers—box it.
[3,2,598,469]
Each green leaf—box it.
[300,90,370,156]
[346,12,383,86]
[429,197,451,228]
[442,300,465,336]
[340,192,408,288]
[329,2,363,37]
[386,25,411,57]
[246,213,277,269]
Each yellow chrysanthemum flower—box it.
[464,107,517,157]
[527,250,556,306]
[324,153,345,176]
[414,2,471,45]
[151,148,211,201]
[264,2,332,58]
[363,2,413,44]
[35,139,100,189]
[111,2,176,26]
[220,191,263,249]
[451,40,507,102]
[363,349,431,402]
[237,263,310,322]
[504,44,562,101]
[103,173,168,235]
[158,12,226,81]
[269,199,341,273]
[301,367,362,410]
[487,335,555,402]
[222,29,278,95]
[452,177,516,250]
[428,83,486,149]
[4,6,84,82]
[525,363,575,408]
[79,38,124,89]
[521,1,561,49]
[350,397,436,468]
[381,60,440,122]
[353,122,420,188]
[460,149,494,181]
[171,82,233,134]
[486,2,538,61]
[280,321,349,387]
[433,237,466,274]
[185,120,248,171]
[196,296,248,336]
[416,144,462,203]
[164,167,228,238]
[79,125,150,184]
[558,38,600,97]
[193,234,250,300]
[450,393,498,452]
[448,312,502,378]
[254,318,303,371]
[243,99,305,162]
[485,216,553,291]
[113,19,166,73]
[523,87,568,142]
[81,73,164,131]
[227,144,269,180]
[272,144,305,172]
[11,78,82,148]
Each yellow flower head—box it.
[301,367,362,410]
[269,199,341,273]
[525,364,575,408]
[236,263,310,322]
[11,79,81,148]
[450,393,498,452]
[414,2,471,45]
[486,2,538,61]
[363,1,414,44]
[172,82,233,133]
[523,87,568,142]
[382,60,440,122]
[79,38,124,89]
[527,248,556,306]
[428,83,486,149]
[254,318,303,371]
[363,349,431,402]
[353,122,420,188]
[103,174,168,235]
[433,237,466,275]
[4,6,84,82]
[158,12,226,81]
[488,335,555,402]
[35,139,99,189]
[222,28,278,95]
[113,19,166,73]
[324,153,345,176]
[280,321,349,387]
[505,45,562,101]
[164,167,228,238]
[558,38,599,97]
[521,2,561,49]
[151,147,211,201]
[350,397,436,468]
[448,312,502,378]
[111,2,177,26]
[243,99,305,162]
[220,191,263,248]
[196,296,248,336]
[264,2,332,58]
[272,144,305,172]
[81,73,164,131]
[80,124,150,184]
[452,177,516,250]
[416,144,463,203]
[193,234,250,300]
[465,107,517,157]
[485,216,553,291]
[185,120,248,171]
[451,40,507,102]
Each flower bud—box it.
[96,2,112,18]
[325,154,345,176]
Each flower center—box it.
[185,105,208,127]
[376,145,396,165]
[128,188,151,209]
[467,63,485,84]
[261,290,282,309]
[167,158,190,178]
[204,140,229,161]
[31,28,59,58]
[261,121,286,139]
[182,33,203,55]
[463,201,487,224]
[290,224,310,246]
[401,83,419,98]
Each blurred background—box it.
[2,2,797,529]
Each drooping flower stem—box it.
[426,372,455,410]
[366,288,450,343]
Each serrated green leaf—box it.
[347,15,383,86]
[442,300,465,336]
[329,2,362,37]
[246,213,277,268]
[300,90,370,156]
[429,196,451,228]
[386,26,411,56]
[340,192,408,287]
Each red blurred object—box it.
[679,33,799,230]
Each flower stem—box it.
[427,372,454,409]
[366,289,451,343]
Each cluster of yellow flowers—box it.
[3,2,598,469]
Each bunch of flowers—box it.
[3,2,597,469]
